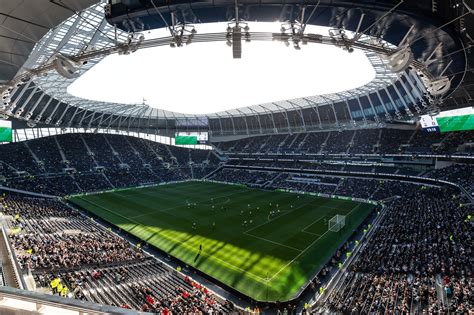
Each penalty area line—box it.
[269,229,331,282]
[243,232,303,252]
[268,202,364,282]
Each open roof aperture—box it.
[67,23,376,115]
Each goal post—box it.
[328,214,346,232]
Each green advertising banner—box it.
[175,135,198,145]
[0,120,12,142]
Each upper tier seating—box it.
[0,134,219,196]
[215,128,474,155]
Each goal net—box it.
[328,215,346,232]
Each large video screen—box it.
[420,107,474,133]
[0,120,12,142]
[175,131,208,145]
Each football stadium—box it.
[0,1,473,314]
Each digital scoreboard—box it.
[0,120,12,142]
[420,107,474,133]
[175,132,209,145]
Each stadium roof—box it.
[0,0,473,135]
[0,0,97,83]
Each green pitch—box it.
[437,114,474,132]
[69,181,374,301]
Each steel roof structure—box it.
[0,0,472,137]
[0,0,98,83]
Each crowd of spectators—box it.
[1,130,472,199]
[210,168,436,202]
[34,260,233,314]
[205,164,473,313]
[3,196,143,270]
[0,133,221,196]
[216,128,474,155]
[12,232,142,270]
[222,158,474,195]
[0,129,472,313]
[211,168,278,187]
[425,164,474,193]
[0,195,232,313]
[321,187,473,313]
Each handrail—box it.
[225,151,474,160]
[0,186,58,199]
[222,164,461,189]
[0,285,149,314]
[0,226,26,290]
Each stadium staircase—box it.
[297,132,310,150]
[141,138,167,167]
[345,131,357,154]
[100,174,115,189]
[211,144,225,156]
[53,136,68,164]
[102,135,125,165]
[124,136,159,179]
[277,134,291,152]
[407,129,418,146]
[331,179,344,194]
[72,178,83,192]
[435,275,448,308]
[23,142,45,172]
[259,135,272,152]
[318,132,331,154]
[285,133,297,149]
[0,161,20,176]
[262,173,282,188]
[458,186,474,202]
[190,164,195,178]
[0,227,20,289]
[374,129,383,153]
[211,149,226,162]
[78,134,112,185]
[203,165,224,179]
[39,257,235,313]
[0,265,5,287]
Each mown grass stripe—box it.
[70,181,374,301]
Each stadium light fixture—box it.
[387,47,413,73]
[225,22,250,58]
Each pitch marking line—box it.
[128,187,251,219]
[301,216,326,234]
[346,203,361,216]
[129,203,188,219]
[301,230,321,236]
[198,251,268,283]
[243,232,303,252]
[268,202,364,282]
[269,229,331,282]
[79,191,366,286]
[76,197,269,283]
[243,197,320,234]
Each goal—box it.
[328,214,346,232]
